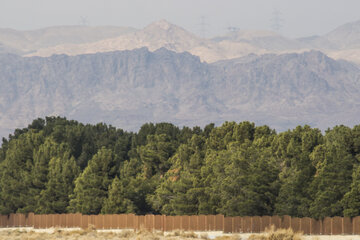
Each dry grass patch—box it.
[248,226,303,240]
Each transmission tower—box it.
[271,9,283,32]
[198,16,210,38]
[79,16,89,26]
[227,26,239,33]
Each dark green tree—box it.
[68,148,116,214]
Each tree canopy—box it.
[0,116,359,219]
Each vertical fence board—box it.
[137,215,145,230]
[75,213,82,228]
[61,214,67,228]
[49,214,55,228]
[40,215,46,229]
[173,216,181,230]
[310,218,321,235]
[215,215,224,231]
[127,214,135,229]
[224,217,233,233]
[181,216,190,231]
[34,215,40,229]
[25,213,33,227]
[353,216,360,234]
[282,215,291,229]
[8,214,15,227]
[165,216,174,232]
[332,217,342,235]
[53,214,60,228]
[291,217,301,233]
[144,215,153,231]
[81,215,88,229]
[243,216,252,233]
[343,217,352,235]
[106,215,112,229]
[154,215,163,231]
[20,214,26,227]
[205,215,215,231]
[94,215,103,229]
[252,216,261,233]
[198,215,206,231]
[189,215,197,231]
[109,214,116,229]
[270,216,281,230]
[13,213,19,227]
[301,217,311,235]
[233,216,242,233]
[323,217,331,235]
[0,215,5,227]
[261,216,271,232]
[117,214,125,229]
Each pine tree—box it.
[342,165,360,217]
[101,176,135,214]
[68,148,116,214]
[0,131,44,214]
[309,126,355,218]
[37,151,79,213]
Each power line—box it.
[271,9,283,32]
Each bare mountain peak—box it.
[146,19,175,31]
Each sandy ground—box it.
[0,228,360,240]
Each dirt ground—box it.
[1,228,360,240]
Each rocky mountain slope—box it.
[26,20,265,63]
[0,48,359,138]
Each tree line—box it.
[0,117,359,219]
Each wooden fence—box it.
[1,213,360,235]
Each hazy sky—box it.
[1,0,359,38]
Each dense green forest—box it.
[0,117,359,219]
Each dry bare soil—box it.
[0,227,359,240]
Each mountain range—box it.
[0,19,354,65]
[0,48,359,137]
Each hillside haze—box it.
[0,48,359,137]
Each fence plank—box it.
[198,215,206,231]
[353,216,360,234]
[0,215,5,227]
[215,215,224,231]
[310,218,321,235]
[301,217,311,235]
[189,215,197,231]
[154,215,163,231]
[49,214,55,228]
[81,215,88,229]
[206,215,215,231]
[181,216,190,231]
[109,214,116,229]
[343,217,352,235]
[117,214,124,229]
[165,216,174,232]
[252,216,261,233]
[281,215,291,229]
[173,216,181,230]
[224,217,233,233]
[261,216,271,232]
[233,216,242,233]
[291,217,301,233]
[243,216,252,233]
[323,217,332,235]
[270,216,281,230]
[332,217,342,235]
[127,214,135,229]
[52,214,59,228]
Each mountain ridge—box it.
[0,48,359,138]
